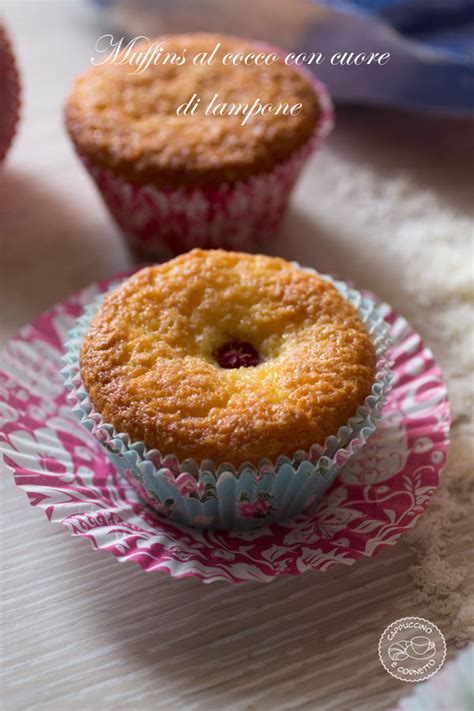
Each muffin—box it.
[64,33,333,257]
[0,23,20,163]
[63,250,392,529]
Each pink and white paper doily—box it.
[0,276,450,583]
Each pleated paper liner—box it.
[0,275,449,582]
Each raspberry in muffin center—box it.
[215,341,261,369]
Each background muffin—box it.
[65,33,333,256]
[0,23,20,163]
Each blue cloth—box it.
[91,0,474,114]
[320,0,474,57]
[304,0,474,114]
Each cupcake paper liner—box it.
[61,268,394,531]
[73,71,333,258]
[0,276,449,582]
[0,23,21,163]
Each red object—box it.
[0,23,20,162]
[215,341,261,369]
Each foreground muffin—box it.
[64,250,392,529]
[64,33,333,256]
[80,249,375,465]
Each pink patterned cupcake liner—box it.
[0,274,450,582]
[73,73,333,258]
[0,22,21,163]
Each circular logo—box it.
[378,617,446,683]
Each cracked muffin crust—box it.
[64,33,322,188]
[80,249,376,467]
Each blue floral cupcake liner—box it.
[61,268,394,530]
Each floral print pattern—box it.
[0,277,450,583]
[238,492,278,519]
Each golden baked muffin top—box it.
[80,249,376,467]
[65,33,321,188]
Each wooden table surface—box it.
[1,2,473,710]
